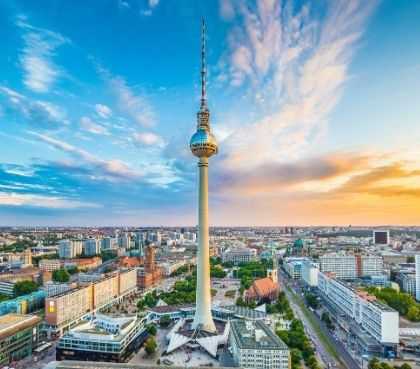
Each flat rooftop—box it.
[231,319,288,350]
[0,313,40,339]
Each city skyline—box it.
[1,0,420,226]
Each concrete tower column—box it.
[190,19,218,333]
[192,157,216,332]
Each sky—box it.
[0,0,420,226]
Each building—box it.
[0,313,41,366]
[245,267,279,304]
[102,237,118,250]
[396,269,416,297]
[358,255,384,277]
[373,230,390,245]
[318,271,399,353]
[222,248,257,265]
[0,280,15,297]
[39,257,102,273]
[43,281,76,297]
[56,313,147,362]
[283,257,306,279]
[83,239,101,256]
[92,273,119,309]
[39,259,63,272]
[58,240,83,259]
[229,319,290,369]
[319,254,357,279]
[301,260,319,287]
[415,255,420,302]
[245,277,279,304]
[45,269,137,336]
[137,246,163,291]
[319,253,383,280]
[0,290,46,316]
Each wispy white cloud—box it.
[16,15,69,93]
[29,131,140,180]
[133,132,165,147]
[219,0,378,171]
[0,86,68,128]
[97,66,156,126]
[94,104,112,119]
[0,192,99,209]
[80,116,110,136]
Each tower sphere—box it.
[190,128,218,158]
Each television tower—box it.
[190,19,217,333]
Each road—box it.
[279,270,360,369]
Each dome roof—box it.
[293,239,304,248]
[190,129,218,158]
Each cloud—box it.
[94,104,112,119]
[0,86,68,128]
[140,0,160,16]
[212,152,420,225]
[215,151,373,196]
[29,132,140,180]
[0,192,99,209]
[218,0,378,171]
[335,163,420,198]
[80,116,110,136]
[220,0,235,21]
[97,66,156,126]
[16,15,69,93]
[118,0,130,9]
[133,132,165,147]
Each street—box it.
[279,270,360,369]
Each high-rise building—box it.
[83,239,101,256]
[373,230,390,245]
[319,253,383,280]
[415,255,420,301]
[189,19,218,333]
[58,240,83,259]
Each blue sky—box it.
[1,0,420,226]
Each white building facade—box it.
[318,271,399,345]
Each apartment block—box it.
[320,253,383,280]
[44,269,137,336]
[222,248,257,265]
[318,271,399,347]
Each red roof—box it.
[246,277,278,299]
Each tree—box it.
[305,292,319,309]
[407,305,420,321]
[400,364,412,369]
[13,280,38,297]
[66,266,79,275]
[380,363,393,369]
[210,265,227,278]
[290,348,302,369]
[52,268,70,283]
[368,358,381,369]
[146,324,157,336]
[144,337,157,355]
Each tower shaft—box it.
[192,157,216,332]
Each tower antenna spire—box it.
[200,18,207,109]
